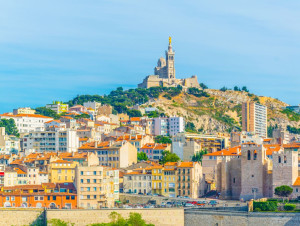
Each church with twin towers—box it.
[138,37,200,89]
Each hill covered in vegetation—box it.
[63,85,299,135]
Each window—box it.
[6,197,9,201]
[93,187,97,191]
[66,196,70,200]
[94,195,97,199]
[254,152,257,160]
[87,179,90,183]
[80,179,83,183]
[87,195,90,199]
[34,196,39,201]
[278,156,281,163]
[93,179,97,183]
[11,196,15,201]
[87,187,90,191]
[40,196,44,201]
[233,178,235,183]
[247,150,251,160]
[53,196,56,201]
[48,196,50,201]
[71,196,75,200]
[296,188,299,192]
[93,171,97,175]
[284,156,287,163]
[80,171,83,175]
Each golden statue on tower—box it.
[169,36,172,45]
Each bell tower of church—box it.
[166,37,175,80]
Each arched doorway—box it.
[4,202,11,207]
[36,203,42,208]
[22,203,28,207]
[49,203,56,209]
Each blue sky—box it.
[0,0,299,113]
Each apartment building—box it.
[140,143,171,160]
[13,107,36,115]
[123,169,152,194]
[75,165,107,208]
[172,132,229,158]
[79,141,137,168]
[177,162,203,199]
[0,183,77,209]
[0,113,53,134]
[46,101,69,114]
[147,117,185,136]
[242,101,267,138]
[48,160,78,183]
[22,127,79,153]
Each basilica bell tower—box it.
[166,36,175,80]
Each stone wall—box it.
[0,208,44,226]
[47,209,184,226]
[185,210,300,226]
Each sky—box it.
[0,0,299,113]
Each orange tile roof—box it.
[0,113,52,119]
[177,162,194,168]
[205,146,241,157]
[293,177,300,186]
[264,144,281,155]
[16,168,27,174]
[130,117,141,121]
[283,143,300,148]
[79,141,110,150]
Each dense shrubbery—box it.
[66,86,183,114]
[281,108,300,122]
[0,119,19,137]
[154,136,172,144]
[287,125,300,134]
[253,201,277,211]
[187,87,209,97]
[284,204,296,211]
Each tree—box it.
[127,109,142,117]
[74,113,91,119]
[199,83,208,89]
[234,86,240,91]
[219,86,228,92]
[160,151,180,164]
[137,152,148,161]
[241,86,249,92]
[185,122,196,133]
[154,136,172,144]
[0,119,19,137]
[192,149,208,163]
[147,111,159,118]
[274,185,293,199]
[35,107,59,119]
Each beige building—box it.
[242,101,267,138]
[79,141,137,168]
[138,38,200,89]
[176,162,204,199]
[123,169,152,195]
[13,107,36,115]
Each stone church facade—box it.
[138,37,200,89]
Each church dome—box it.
[157,57,166,67]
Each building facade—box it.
[242,101,267,138]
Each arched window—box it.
[247,150,251,160]
[284,156,287,163]
[254,151,257,160]
[278,156,281,163]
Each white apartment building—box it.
[242,102,267,138]
[149,117,185,136]
[46,101,69,114]
[169,116,185,136]
[27,167,49,185]
[0,113,53,134]
[83,101,101,112]
[23,127,79,153]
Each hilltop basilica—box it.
[138,37,200,89]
